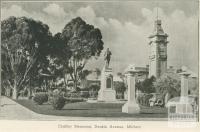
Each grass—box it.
[15,99,168,118]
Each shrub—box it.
[64,92,81,98]
[52,94,66,110]
[80,91,89,98]
[114,82,126,95]
[65,98,84,103]
[70,92,81,98]
[137,93,153,106]
[33,92,48,105]
[89,90,98,98]
[88,84,100,98]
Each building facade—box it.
[149,19,168,78]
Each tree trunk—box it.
[6,88,11,97]
[63,75,67,89]
[12,86,17,99]
[73,80,77,91]
[12,79,18,99]
[27,88,33,99]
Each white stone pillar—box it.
[176,70,191,114]
[181,74,189,97]
[127,73,136,103]
[179,71,190,102]
[122,72,140,113]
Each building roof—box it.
[179,66,198,78]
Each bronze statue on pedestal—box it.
[104,48,112,68]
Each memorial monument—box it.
[98,48,116,102]
[122,65,140,113]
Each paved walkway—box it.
[0,96,167,121]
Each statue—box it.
[104,48,112,68]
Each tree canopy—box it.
[61,17,103,58]
[1,16,104,98]
[153,73,181,96]
[61,17,104,90]
[136,76,156,93]
[1,16,52,99]
[114,81,126,93]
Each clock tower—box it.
[148,19,168,78]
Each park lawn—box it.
[15,99,168,118]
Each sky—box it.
[1,0,199,75]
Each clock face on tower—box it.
[159,43,167,59]
[160,43,165,51]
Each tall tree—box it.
[47,33,72,89]
[117,72,125,82]
[114,81,126,99]
[1,16,52,99]
[136,76,156,93]
[153,73,181,97]
[61,17,104,90]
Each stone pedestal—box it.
[122,72,140,113]
[98,67,116,102]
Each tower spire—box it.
[156,2,159,20]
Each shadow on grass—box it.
[61,108,96,110]
[14,99,168,119]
